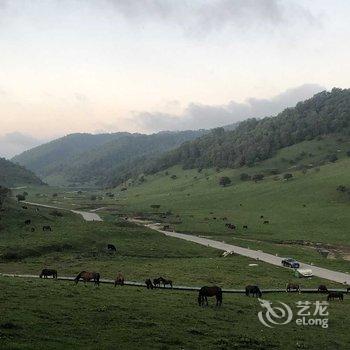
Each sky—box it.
[1,0,350,158]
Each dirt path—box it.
[132,220,350,285]
[23,201,103,222]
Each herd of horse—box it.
[39,269,348,306]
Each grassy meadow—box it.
[1,277,349,350]
[2,136,350,349]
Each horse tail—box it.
[198,291,202,306]
[245,286,249,296]
[39,270,43,278]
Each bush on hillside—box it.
[219,176,231,187]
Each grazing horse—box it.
[225,223,236,230]
[153,277,162,288]
[160,277,173,288]
[198,286,222,307]
[263,220,269,224]
[318,285,328,293]
[39,268,57,279]
[327,292,343,301]
[24,219,31,225]
[245,285,262,297]
[107,244,117,252]
[43,225,52,232]
[114,272,124,286]
[145,279,154,289]
[74,271,100,286]
[243,225,248,229]
[286,283,300,293]
[22,206,28,210]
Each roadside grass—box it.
[1,277,349,350]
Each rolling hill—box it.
[0,158,44,187]
[12,130,206,187]
[143,88,350,174]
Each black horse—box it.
[245,285,262,297]
[43,225,52,232]
[153,277,162,288]
[107,244,116,252]
[145,279,154,289]
[198,286,222,307]
[318,285,328,293]
[159,277,173,288]
[327,292,343,301]
[40,268,57,279]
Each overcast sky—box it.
[1,0,350,158]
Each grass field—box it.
[2,136,350,349]
[1,277,349,350]
[0,201,340,289]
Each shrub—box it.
[219,176,231,187]
[240,173,251,181]
[336,185,347,192]
[283,173,293,181]
[327,154,338,163]
[16,194,26,202]
[252,174,264,182]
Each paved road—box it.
[132,220,350,285]
[0,273,346,293]
[23,201,102,222]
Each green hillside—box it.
[108,136,350,271]
[0,158,43,187]
[144,88,350,174]
[12,132,128,177]
[13,130,205,187]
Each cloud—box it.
[109,0,319,34]
[0,132,43,159]
[132,84,326,132]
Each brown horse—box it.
[39,268,57,279]
[286,283,300,293]
[160,277,173,288]
[198,286,222,307]
[74,271,100,286]
[114,272,124,286]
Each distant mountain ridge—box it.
[0,158,44,187]
[13,130,206,187]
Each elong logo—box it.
[258,298,329,329]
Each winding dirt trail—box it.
[23,201,103,222]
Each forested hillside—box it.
[12,133,127,177]
[13,130,205,187]
[0,158,44,187]
[144,88,350,174]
